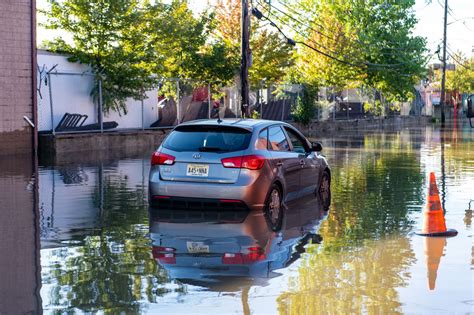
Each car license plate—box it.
[186,164,209,177]
[186,241,209,253]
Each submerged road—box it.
[0,124,472,314]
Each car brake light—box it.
[222,252,266,264]
[222,253,244,264]
[245,251,266,262]
[154,253,176,264]
[151,152,175,166]
[152,246,177,264]
[221,155,265,170]
[247,246,264,252]
[153,246,176,252]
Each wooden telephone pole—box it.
[440,0,448,126]
[240,0,250,118]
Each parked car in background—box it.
[149,119,331,230]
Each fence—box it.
[37,67,303,134]
[37,71,219,134]
[37,67,421,135]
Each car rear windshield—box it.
[162,125,252,153]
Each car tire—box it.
[264,184,283,231]
[318,170,331,211]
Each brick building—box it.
[0,155,41,314]
[0,0,36,156]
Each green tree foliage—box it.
[349,1,427,101]
[41,0,235,114]
[41,0,428,117]
[41,0,156,114]
[214,0,295,87]
[41,169,183,313]
[276,0,427,102]
[278,132,424,313]
[142,1,235,86]
[291,84,318,125]
[433,52,474,94]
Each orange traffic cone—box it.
[415,172,457,237]
[424,236,446,290]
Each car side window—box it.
[268,126,290,151]
[255,128,269,150]
[284,127,308,154]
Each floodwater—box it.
[0,124,473,314]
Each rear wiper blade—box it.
[198,146,228,152]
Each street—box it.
[1,124,472,314]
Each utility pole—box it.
[440,0,448,126]
[241,0,250,118]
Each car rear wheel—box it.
[318,170,331,211]
[264,184,283,231]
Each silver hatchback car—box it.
[149,119,330,230]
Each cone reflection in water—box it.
[423,237,446,290]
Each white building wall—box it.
[39,166,98,245]
[37,50,160,132]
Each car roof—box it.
[177,119,287,131]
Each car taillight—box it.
[153,246,176,252]
[222,246,266,264]
[154,253,176,264]
[222,253,244,264]
[221,155,265,170]
[222,252,266,264]
[152,246,177,264]
[151,152,175,166]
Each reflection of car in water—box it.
[149,195,327,290]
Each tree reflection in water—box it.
[277,133,423,314]
[41,164,184,314]
[278,237,415,314]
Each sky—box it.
[413,0,473,60]
[36,0,473,61]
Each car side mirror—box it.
[311,142,323,152]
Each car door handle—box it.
[276,161,283,166]
[299,160,305,165]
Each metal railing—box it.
[37,68,423,136]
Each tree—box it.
[290,83,318,125]
[444,52,473,94]
[214,0,295,87]
[277,133,424,314]
[429,51,473,110]
[41,0,156,114]
[41,0,236,114]
[142,1,235,87]
[273,0,427,103]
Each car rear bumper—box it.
[149,196,249,211]
[149,168,272,211]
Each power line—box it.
[446,45,472,70]
[254,4,425,69]
[251,6,364,68]
[258,0,338,43]
[252,8,425,75]
[447,16,474,25]
[273,0,414,47]
[262,0,423,53]
[461,21,474,32]
[255,2,362,62]
[437,0,473,32]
